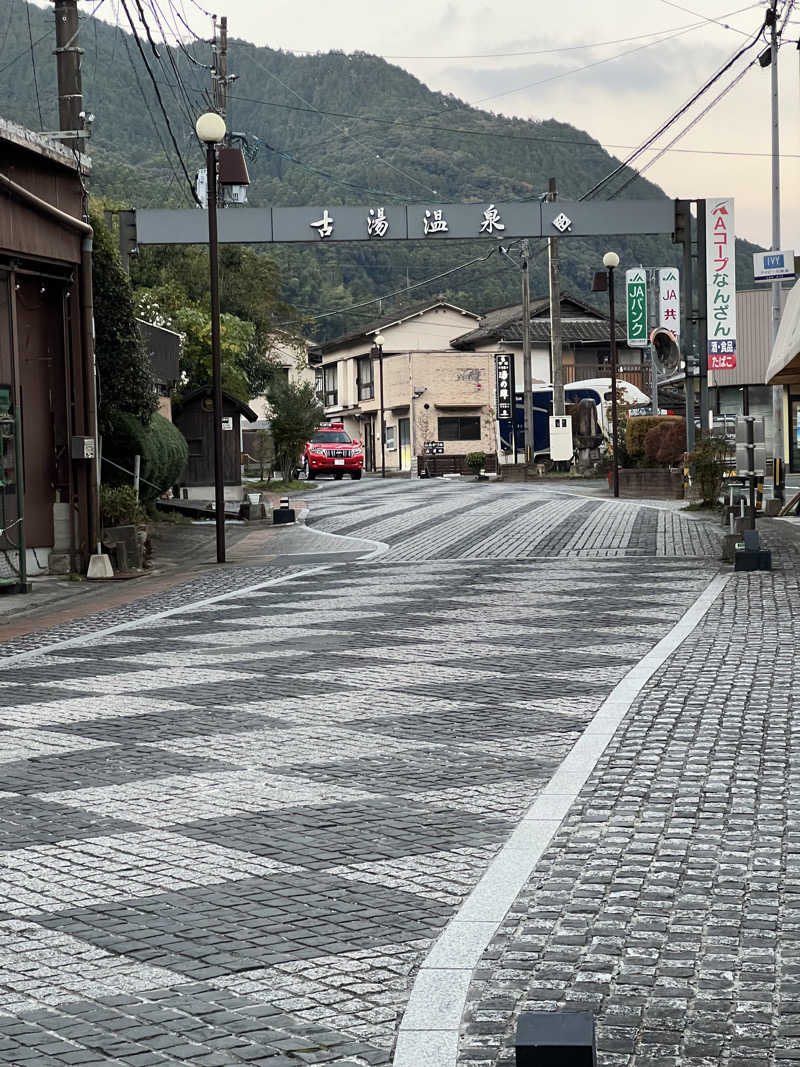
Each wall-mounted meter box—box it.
[71,436,96,460]
[549,415,574,462]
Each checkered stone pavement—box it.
[0,480,724,1064]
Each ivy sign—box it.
[625,268,648,348]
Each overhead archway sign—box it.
[134,199,676,246]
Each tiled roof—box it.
[451,293,624,349]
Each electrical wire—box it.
[609,56,759,197]
[214,87,800,159]
[119,0,200,203]
[655,0,755,36]
[240,52,440,198]
[144,0,206,133]
[242,135,416,201]
[0,0,15,64]
[120,28,186,192]
[275,247,502,328]
[25,0,44,129]
[580,14,767,201]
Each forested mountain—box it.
[1,1,759,342]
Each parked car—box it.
[301,423,364,480]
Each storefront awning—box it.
[766,278,800,385]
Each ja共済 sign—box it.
[657,267,680,338]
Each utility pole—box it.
[647,270,659,416]
[214,16,228,119]
[548,178,565,419]
[521,240,533,463]
[769,0,784,498]
[53,0,83,152]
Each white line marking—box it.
[393,570,730,1067]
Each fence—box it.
[417,453,499,477]
[564,363,650,393]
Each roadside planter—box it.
[615,468,684,500]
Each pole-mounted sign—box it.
[495,353,515,420]
[706,197,737,370]
[625,269,648,347]
[657,267,680,338]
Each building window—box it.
[186,438,203,457]
[384,424,396,450]
[323,364,338,406]
[357,355,374,401]
[315,369,324,401]
[438,415,481,441]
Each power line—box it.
[581,14,766,201]
[240,51,441,198]
[25,0,44,129]
[655,0,755,35]
[215,87,800,160]
[610,55,759,197]
[120,28,187,193]
[242,134,415,201]
[275,247,502,328]
[119,0,200,204]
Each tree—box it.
[90,208,157,434]
[249,430,273,480]
[269,381,323,481]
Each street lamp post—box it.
[603,251,620,499]
[373,332,386,478]
[195,111,227,563]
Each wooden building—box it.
[0,118,97,575]
[173,387,257,499]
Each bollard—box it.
[272,495,295,526]
[516,1011,596,1066]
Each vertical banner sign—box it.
[657,268,680,338]
[706,197,737,370]
[625,269,648,347]
[495,353,515,420]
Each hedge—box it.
[103,412,188,501]
[626,415,684,460]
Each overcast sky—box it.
[68,0,800,251]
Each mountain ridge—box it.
[0,2,759,340]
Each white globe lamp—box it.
[195,112,226,145]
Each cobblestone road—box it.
[457,566,800,1067]
[0,480,725,1065]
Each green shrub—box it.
[643,419,686,466]
[100,485,145,527]
[103,412,188,501]
[626,416,684,461]
[690,433,731,506]
[465,451,485,471]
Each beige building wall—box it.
[315,305,489,470]
[323,349,495,471]
[249,340,315,422]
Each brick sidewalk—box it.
[455,564,800,1066]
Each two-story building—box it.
[309,301,485,472]
[451,293,648,393]
[0,117,97,577]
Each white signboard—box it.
[221,416,233,430]
[753,249,795,282]
[706,197,737,371]
[657,268,680,338]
